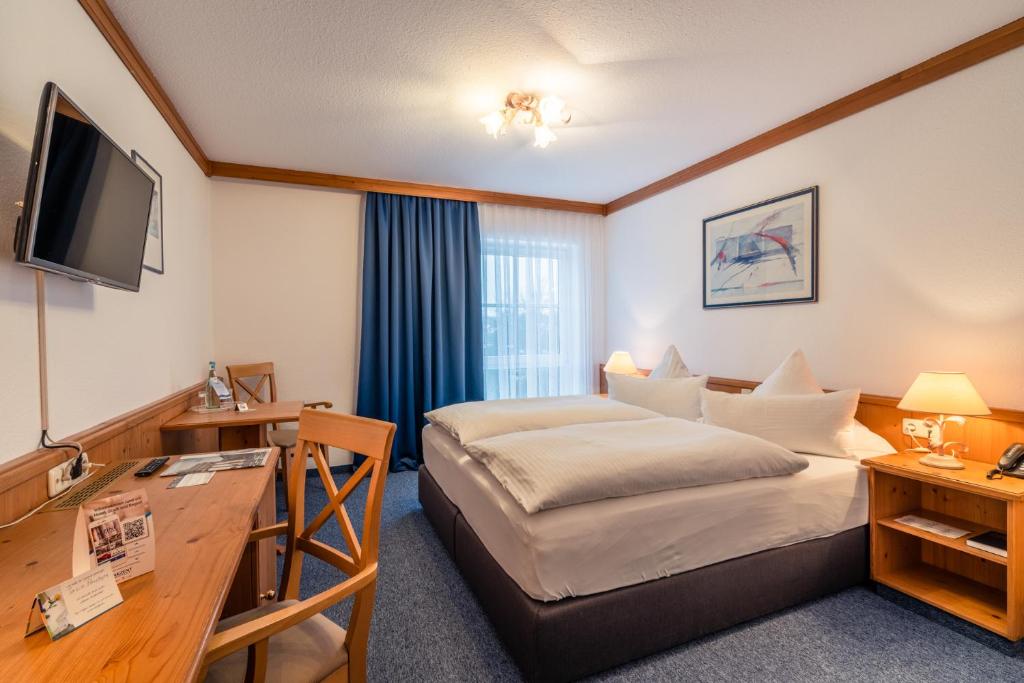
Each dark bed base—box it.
[419,466,868,682]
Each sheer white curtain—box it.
[479,204,605,400]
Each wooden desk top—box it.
[0,451,277,682]
[864,451,1024,501]
[160,401,303,431]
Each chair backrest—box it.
[226,362,278,404]
[280,408,396,679]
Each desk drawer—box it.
[222,476,278,617]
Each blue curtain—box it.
[356,192,484,471]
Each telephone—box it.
[987,443,1024,480]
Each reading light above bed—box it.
[897,371,990,470]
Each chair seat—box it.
[268,428,298,449]
[204,599,348,683]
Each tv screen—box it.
[16,83,155,292]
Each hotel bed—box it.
[423,424,868,602]
[420,413,871,681]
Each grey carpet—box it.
[280,469,1024,682]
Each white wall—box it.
[0,0,214,463]
[606,49,1024,409]
[210,179,362,460]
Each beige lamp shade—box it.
[604,351,638,375]
[897,372,990,416]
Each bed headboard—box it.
[597,365,1024,465]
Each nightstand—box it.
[865,452,1024,639]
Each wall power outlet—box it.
[902,418,938,445]
[47,453,91,498]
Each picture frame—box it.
[132,151,164,274]
[702,186,818,309]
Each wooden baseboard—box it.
[0,382,216,524]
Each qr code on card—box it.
[122,516,149,542]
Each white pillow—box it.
[648,345,691,379]
[751,349,894,457]
[752,349,821,395]
[700,388,860,458]
[608,374,708,421]
[839,422,897,460]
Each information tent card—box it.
[73,489,155,584]
[26,565,123,640]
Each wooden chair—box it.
[202,408,396,683]
[226,361,333,445]
[226,362,333,508]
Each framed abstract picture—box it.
[703,186,817,309]
[132,151,164,274]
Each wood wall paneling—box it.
[0,382,217,524]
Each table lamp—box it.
[604,351,638,375]
[897,371,990,469]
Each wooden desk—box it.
[161,401,303,451]
[0,451,278,682]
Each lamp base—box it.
[918,452,965,470]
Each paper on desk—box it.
[167,472,215,489]
[161,448,271,476]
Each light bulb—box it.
[514,109,534,125]
[538,95,566,126]
[533,124,557,148]
[480,111,505,139]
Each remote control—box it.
[135,457,169,477]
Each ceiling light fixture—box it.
[479,92,571,148]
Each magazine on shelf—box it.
[893,514,969,539]
[160,448,272,477]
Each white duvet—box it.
[424,395,660,445]
[463,417,809,513]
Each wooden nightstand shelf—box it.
[865,452,1024,639]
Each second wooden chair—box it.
[225,361,333,448]
[226,362,333,518]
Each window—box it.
[479,205,603,400]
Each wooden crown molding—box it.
[81,1,1023,216]
[76,0,605,214]
[208,162,607,214]
[78,0,212,176]
[606,16,1024,214]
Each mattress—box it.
[422,424,868,602]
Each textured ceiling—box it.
[107,0,1023,202]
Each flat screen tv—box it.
[15,83,155,292]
